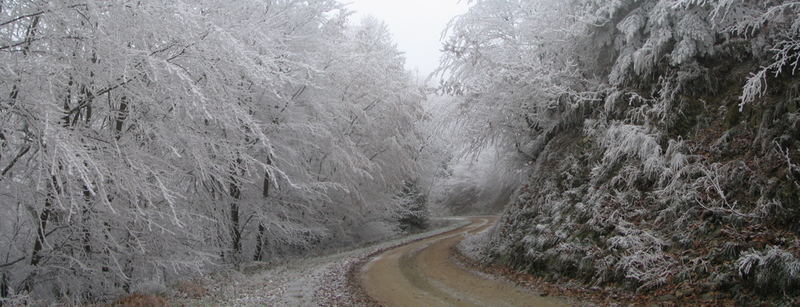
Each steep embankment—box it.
[438,1,800,305]
[490,74,800,303]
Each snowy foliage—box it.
[442,0,800,299]
[737,246,800,293]
[0,0,430,304]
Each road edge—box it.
[449,239,742,306]
[334,218,473,306]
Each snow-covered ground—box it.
[171,219,469,306]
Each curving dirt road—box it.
[360,217,570,307]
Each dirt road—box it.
[360,217,570,307]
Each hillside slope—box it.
[440,0,800,304]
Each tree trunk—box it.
[31,174,61,267]
[82,186,93,256]
[21,16,39,56]
[253,223,266,261]
[114,96,128,139]
[30,193,52,267]
[229,179,241,262]
[1,272,8,304]
[253,158,272,261]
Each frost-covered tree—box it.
[0,0,426,304]
[438,0,599,156]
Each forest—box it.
[1,0,800,306]
[0,0,445,303]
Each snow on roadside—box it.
[172,218,470,306]
[456,219,494,262]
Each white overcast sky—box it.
[345,0,470,78]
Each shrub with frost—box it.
[737,246,800,294]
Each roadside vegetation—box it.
[440,0,800,304]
